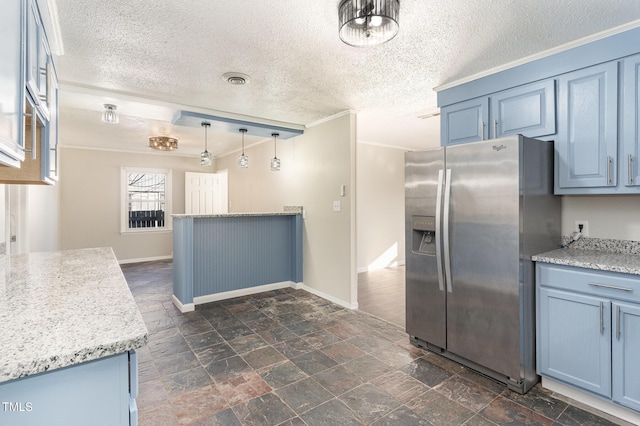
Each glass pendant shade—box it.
[271,133,280,171]
[201,122,212,166]
[149,136,178,151]
[102,104,119,124]
[201,151,212,166]
[237,128,248,168]
[338,0,400,47]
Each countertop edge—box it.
[533,248,640,276]
[172,212,301,218]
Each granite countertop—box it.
[533,237,640,275]
[0,247,148,383]
[172,212,300,218]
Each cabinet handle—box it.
[616,305,621,340]
[607,156,612,185]
[493,119,498,138]
[600,302,604,334]
[481,121,486,141]
[629,154,634,185]
[588,282,633,292]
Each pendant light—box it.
[200,122,212,166]
[237,128,248,168]
[102,104,119,124]
[271,133,280,171]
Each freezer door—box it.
[444,136,522,380]
[405,149,446,348]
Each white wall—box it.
[59,147,207,262]
[561,195,640,241]
[356,143,406,272]
[216,113,357,307]
[27,184,60,252]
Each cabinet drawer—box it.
[537,263,640,303]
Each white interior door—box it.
[185,171,228,214]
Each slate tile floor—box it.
[122,260,627,426]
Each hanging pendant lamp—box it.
[338,0,400,47]
[201,122,212,166]
[238,128,248,168]
[270,133,280,171]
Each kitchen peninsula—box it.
[0,247,147,426]
[172,210,303,312]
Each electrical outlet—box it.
[575,220,589,237]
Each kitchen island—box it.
[172,211,303,312]
[533,238,640,425]
[0,247,148,426]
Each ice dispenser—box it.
[411,215,436,255]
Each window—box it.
[121,168,172,233]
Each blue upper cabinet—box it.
[441,97,488,145]
[441,79,556,146]
[623,54,640,188]
[556,62,618,192]
[490,79,556,139]
[0,0,26,167]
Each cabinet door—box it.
[556,62,618,190]
[26,0,40,101]
[612,302,640,411]
[623,54,640,188]
[539,288,611,398]
[490,79,556,139]
[0,0,25,167]
[440,97,489,146]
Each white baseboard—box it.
[119,255,173,265]
[541,377,640,425]
[172,294,194,313]
[193,281,295,305]
[296,283,357,310]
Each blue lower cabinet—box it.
[538,287,612,397]
[612,302,640,411]
[537,263,640,415]
[0,352,136,426]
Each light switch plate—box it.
[333,200,341,212]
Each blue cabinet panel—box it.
[441,97,488,145]
[612,302,640,412]
[623,54,640,188]
[490,79,556,139]
[539,287,611,398]
[556,62,618,190]
[0,353,131,426]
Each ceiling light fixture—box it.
[148,136,178,151]
[338,0,400,47]
[271,133,280,172]
[222,72,251,86]
[238,128,248,168]
[102,104,119,124]
[201,122,212,166]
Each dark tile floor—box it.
[122,260,626,426]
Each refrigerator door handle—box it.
[443,168,453,293]
[435,169,445,292]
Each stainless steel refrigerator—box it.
[405,135,560,394]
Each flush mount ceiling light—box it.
[201,122,212,166]
[221,72,251,86]
[102,104,119,124]
[238,128,248,168]
[148,136,178,151]
[271,133,281,172]
[338,0,400,47]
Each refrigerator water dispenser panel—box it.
[411,215,436,255]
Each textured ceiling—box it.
[54,0,640,155]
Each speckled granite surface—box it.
[0,247,148,383]
[172,212,300,218]
[533,237,640,275]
